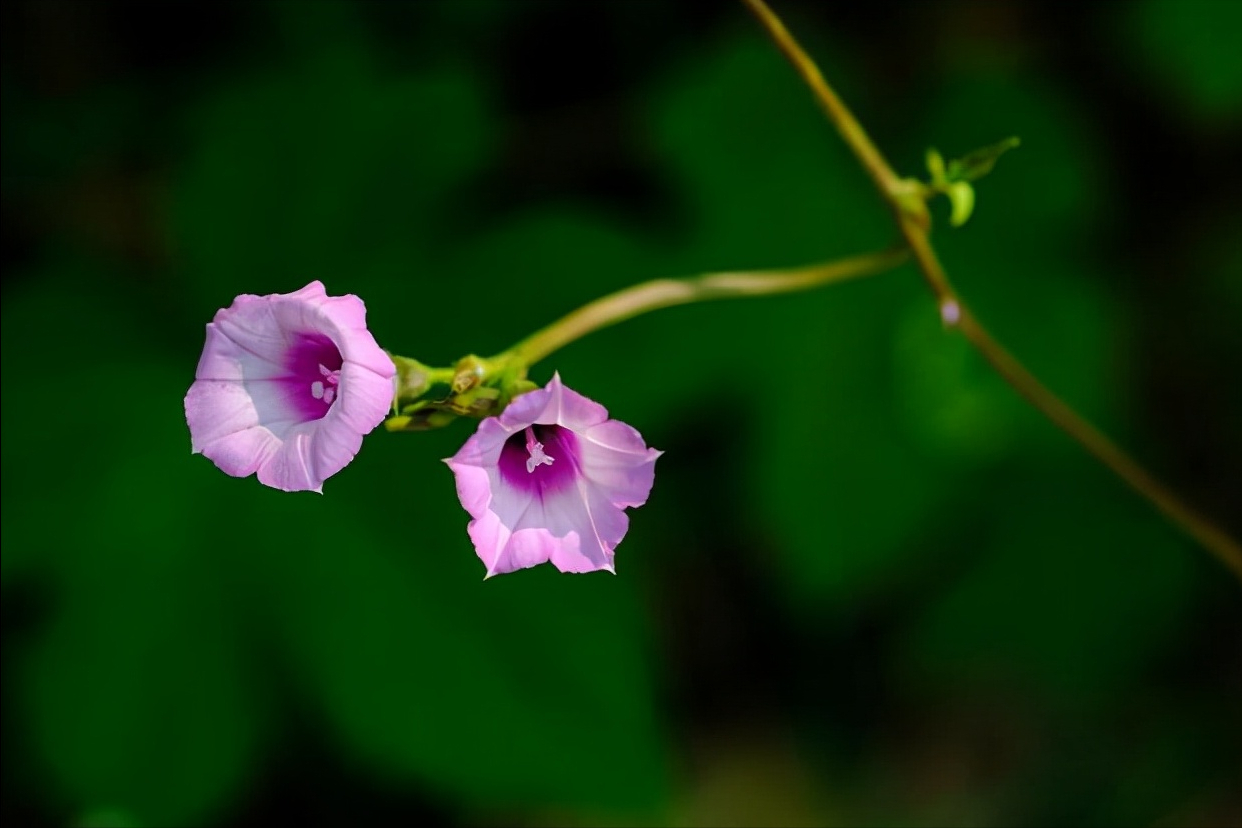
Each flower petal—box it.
[546,373,610,429]
[306,407,365,487]
[199,425,283,480]
[209,297,301,376]
[467,510,551,577]
[544,480,627,574]
[495,382,554,429]
[462,476,624,576]
[194,321,289,382]
[255,424,321,493]
[578,419,662,507]
[186,380,261,453]
[446,458,496,523]
[335,360,397,435]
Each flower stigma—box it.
[524,426,555,474]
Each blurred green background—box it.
[3,1,1240,825]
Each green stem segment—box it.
[742,0,1242,580]
[509,247,908,366]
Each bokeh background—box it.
[3,1,1240,825]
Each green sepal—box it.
[382,349,540,432]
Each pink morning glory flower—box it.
[445,374,662,577]
[185,281,396,493]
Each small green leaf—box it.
[926,146,947,182]
[946,136,1021,182]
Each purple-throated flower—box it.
[184,281,395,493]
[445,374,661,576]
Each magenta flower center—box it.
[498,424,580,495]
[285,333,344,422]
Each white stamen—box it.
[312,363,342,405]
[524,426,555,473]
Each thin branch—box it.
[742,0,1242,580]
[510,247,908,367]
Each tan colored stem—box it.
[743,0,1242,580]
[510,247,908,366]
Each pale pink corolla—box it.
[445,374,662,576]
[184,281,395,492]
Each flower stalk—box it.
[508,246,908,367]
